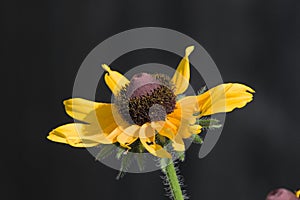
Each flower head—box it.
[47,46,255,158]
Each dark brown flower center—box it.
[115,73,176,126]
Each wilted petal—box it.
[140,136,171,158]
[117,125,140,149]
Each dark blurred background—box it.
[4,0,300,199]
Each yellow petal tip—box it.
[62,98,70,105]
[185,46,195,57]
[248,87,255,93]
[101,64,111,72]
[46,134,51,140]
[240,84,255,93]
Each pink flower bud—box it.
[266,188,298,200]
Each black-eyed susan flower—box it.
[47,46,254,159]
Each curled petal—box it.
[117,134,137,149]
[151,120,185,151]
[139,132,171,158]
[171,46,194,95]
[197,83,255,117]
[102,64,129,95]
[47,123,113,147]
[117,125,140,149]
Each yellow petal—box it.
[171,46,194,95]
[167,103,197,139]
[176,96,199,116]
[168,100,198,129]
[178,125,192,139]
[189,124,202,134]
[47,123,113,147]
[122,124,140,137]
[106,127,123,143]
[116,125,140,149]
[63,98,118,133]
[197,83,255,116]
[151,121,175,140]
[167,115,181,127]
[172,134,185,151]
[102,64,129,95]
[139,129,171,158]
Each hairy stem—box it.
[161,159,184,200]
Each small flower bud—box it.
[266,188,298,200]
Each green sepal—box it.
[175,151,185,162]
[197,85,207,95]
[95,144,115,161]
[135,143,145,172]
[116,147,126,160]
[135,153,145,172]
[160,157,171,173]
[191,134,203,144]
[197,118,222,129]
[116,152,133,180]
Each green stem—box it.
[161,159,184,200]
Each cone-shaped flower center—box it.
[115,73,176,126]
[126,73,161,98]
